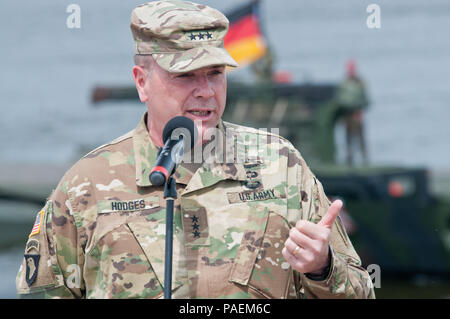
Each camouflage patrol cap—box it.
[130,0,238,73]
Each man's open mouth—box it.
[188,111,210,116]
[186,110,213,120]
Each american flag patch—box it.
[29,209,44,238]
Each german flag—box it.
[224,0,267,68]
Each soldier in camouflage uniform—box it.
[16,0,375,299]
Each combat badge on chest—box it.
[227,161,287,203]
[243,162,262,190]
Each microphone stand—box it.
[163,176,177,299]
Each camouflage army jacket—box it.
[16,113,375,299]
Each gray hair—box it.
[133,54,154,71]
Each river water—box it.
[1,0,449,298]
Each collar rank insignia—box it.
[191,215,200,238]
[24,254,40,287]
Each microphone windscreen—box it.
[162,116,198,150]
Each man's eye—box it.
[177,73,192,78]
[210,69,223,76]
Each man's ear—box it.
[132,65,149,102]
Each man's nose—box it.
[193,74,214,98]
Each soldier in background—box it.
[16,0,374,299]
[251,46,275,84]
[335,59,370,166]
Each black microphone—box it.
[149,116,198,186]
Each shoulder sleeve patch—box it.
[16,201,65,295]
[29,209,45,238]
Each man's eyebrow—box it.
[209,66,225,71]
[172,71,192,77]
[171,65,225,76]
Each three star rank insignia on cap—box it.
[188,31,213,41]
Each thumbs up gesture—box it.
[282,200,343,275]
